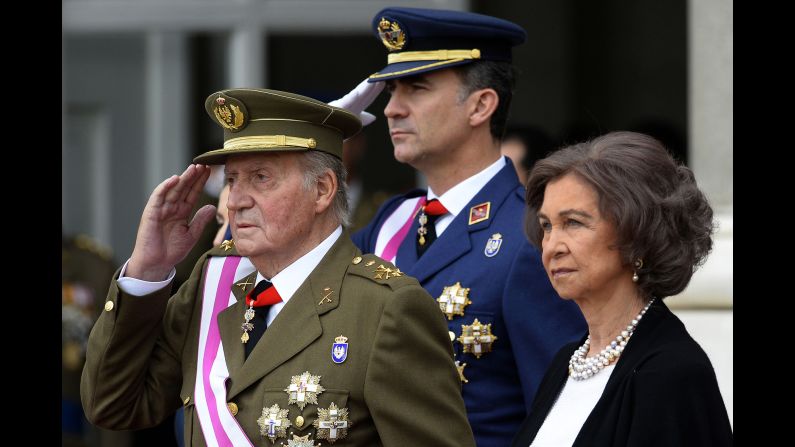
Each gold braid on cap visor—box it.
[387,48,480,63]
[223,135,317,150]
[369,49,482,80]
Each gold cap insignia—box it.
[256,403,291,443]
[212,93,248,132]
[314,402,351,443]
[378,17,407,51]
[458,318,498,359]
[437,282,472,320]
[284,371,325,411]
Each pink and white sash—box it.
[373,196,425,263]
[193,255,256,447]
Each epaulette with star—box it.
[206,239,240,257]
[346,253,414,290]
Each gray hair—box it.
[524,131,715,300]
[300,151,351,228]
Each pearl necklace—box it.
[569,298,655,381]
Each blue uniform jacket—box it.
[353,159,586,447]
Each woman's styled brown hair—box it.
[524,131,715,300]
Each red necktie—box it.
[424,198,448,216]
[243,280,282,359]
[246,280,282,307]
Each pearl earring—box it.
[632,259,643,283]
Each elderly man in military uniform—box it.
[351,7,587,447]
[81,88,475,447]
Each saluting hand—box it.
[127,164,217,281]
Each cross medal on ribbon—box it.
[284,371,325,410]
[314,402,351,443]
[256,404,290,443]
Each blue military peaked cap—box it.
[368,7,526,82]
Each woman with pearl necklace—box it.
[511,131,732,446]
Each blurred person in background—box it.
[500,125,556,186]
[63,234,131,447]
[341,132,391,231]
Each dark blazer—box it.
[81,234,476,447]
[511,299,733,447]
[353,159,586,447]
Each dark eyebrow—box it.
[537,209,594,221]
[396,73,430,85]
[559,209,594,220]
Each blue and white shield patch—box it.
[331,335,349,364]
[484,233,503,258]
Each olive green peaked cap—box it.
[194,88,362,164]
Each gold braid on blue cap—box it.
[369,49,482,80]
[387,48,481,63]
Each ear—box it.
[314,168,337,215]
[468,88,499,128]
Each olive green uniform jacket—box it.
[81,234,475,446]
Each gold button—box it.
[307,138,317,149]
[227,402,238,416]
[449,331,456,342]
[294,415,305,428]
[104,301,114,312]
[352,256,362,265]
[183,396,190,405]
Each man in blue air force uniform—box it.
[351,7,587,446]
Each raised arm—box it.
[127,164,217,281]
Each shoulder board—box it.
[206,239,240,257]
[347,253,415,290]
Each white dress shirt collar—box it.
[427,156,507,219]
[257,225,342,304]
[427,156,506,236]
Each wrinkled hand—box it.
[127,164,217,281]
[328,78,385,126]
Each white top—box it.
[530,364,616,447]
[427,156,506,236]
[117,225,343,327]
